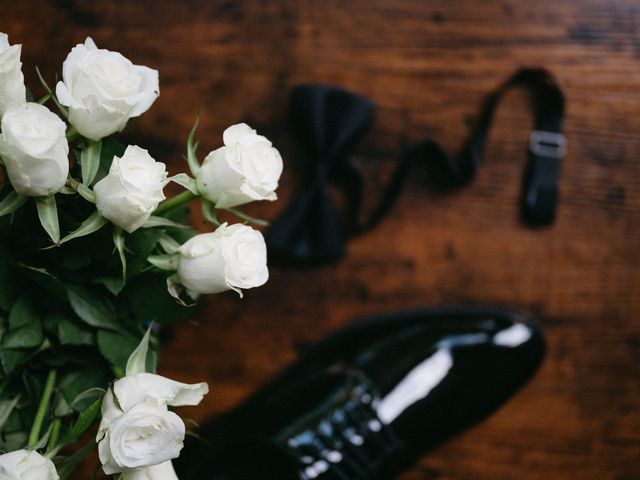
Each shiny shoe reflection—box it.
[176,307,545,480]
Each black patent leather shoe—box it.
[176,307,545,479]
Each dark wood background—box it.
[4,1,640,478]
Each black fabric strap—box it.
[266,68,566,264]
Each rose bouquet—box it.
[0,34,282,479]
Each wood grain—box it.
[4,1,640,478]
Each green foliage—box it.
[35,195,60,244]
[1,296,44,363]
[128,273,196,324]
[125,327,149,377]
[0,125,212,476]
[59,367,111,413]
[0,191,27,218]
[56,315,94,346]
[0,349,30,375]
[0,246,19,310]
[19,264,67,301]
[57,439,96,480]
[80,140,102,186]
[97,330,141,374]
[186,116,201,176]
[126,228,163,277]
[63,396,102,443]
[67,285,119,331]
[59,210,107,244]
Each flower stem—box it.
[28,369,57,447]
[47,418,61,453]
[154,190,197,215]
[66,126,80,143]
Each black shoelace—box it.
[282,375,403,480]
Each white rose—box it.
[55,37,159,141]
[0,33,26,117]
[97,373,208,475]
[0,103,69,196]
[122,461,178,480]
[177,223,268,296]
[0,449,59,480]
[196,123,283,209]
[98,398,184,475]
[94,145,168,232]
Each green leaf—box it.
[22,371,42,402]
[60,250,92,270]
[166,274,194,307]
[59,367,110,413]
[113,227,127,285]
[0,348,29,374]
[201,199,220,226]
[69,387,105,409]
[3,328,42,350]
[75,183,96,203]
[158,234,181,255]
[80,140,102,186]
[57,439,95,480]
[4,295,44,348]
[187,116,201,176]
[126,228,163,278]
[19,264,68,301]
[0,246,19,310]
[224,207,269,227]
[0,191,28,217]
[97,330,140,373]
[170,173,199,194]
[127,273,195,323]
[2,407,23,433]
[9,295,40,329]
[35,195,60,244]
[3,325,43,348]
[57,316,94,346]
[164,204,191,224]
[125,325,152,376]
[67,285,119,330]
[35,66,68,119]
[0,395,20,431]
[54,394,73,417]
[142,215,190,230]
[64,397,102,443]
[147,254,178,271]
[92,276,124,296]
[60,210,107,244]
[0,431,27,453]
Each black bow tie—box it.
[267,69,566,265]
[266,85,375,263]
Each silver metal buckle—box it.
[529,130,567,159]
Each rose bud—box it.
[177,223,268,296]
[0,33,26,117]
[97,372,208,476]
[55,37,159,141]
[0,450,59,480]
[94,145,168,233]
[0,103,69,197]
[196,123,283,209]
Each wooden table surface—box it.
[5,1,640,478]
